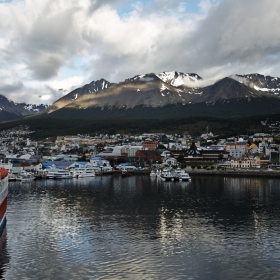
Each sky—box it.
[1,0,280,104]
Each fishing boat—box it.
[0,168,8,232]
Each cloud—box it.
[0,0,280,105]
[0,81,24,93]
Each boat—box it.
[8,173,17,181]
[71,168,85,178]
[16,172,35,181]
[78,168,96,178]
[160,170,174,181]
[156,170,162,177]
[0,168,8,232]
[178,172,191,181]
[46,171,56,179]
[150,170,156,177]
[121,168,130,177]
[53,170,72,179]
[46,168,60,179]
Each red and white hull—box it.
[0,175,8,231]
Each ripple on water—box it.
[2,176,280,279]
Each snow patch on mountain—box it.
[23,104,49,112]
[157,71,202,87]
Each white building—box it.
[121,145,143,157]
[230,158,251,169]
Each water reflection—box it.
[3,176,280,279]
[0,228,9,280]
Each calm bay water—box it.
[1,175,280,279]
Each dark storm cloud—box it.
[0,81,24,93]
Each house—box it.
[250,156,261,168]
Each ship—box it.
[0,168,8,233]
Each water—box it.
[1,175,280,279]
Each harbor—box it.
[1,175,280,279]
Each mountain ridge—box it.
[1,71,280,122]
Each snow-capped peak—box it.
[157,71,202,87]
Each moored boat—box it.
[54,170,72,179]
[78,168,95,178]
[0,168,8,232]
[179,172,191,181]
[16,172,35,181]
[160,170,174,181]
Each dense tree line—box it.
[0,114,279,140]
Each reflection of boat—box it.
[16,173,35,181]
[0,168,8,231]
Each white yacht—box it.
[78,168,95,178]
[179,172,191,181]
[71,168,85,178]
[54,170,72,179]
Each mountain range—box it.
[1,71,280,122]
[0,94,48,122]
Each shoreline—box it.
[98,169,280,178]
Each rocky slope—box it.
[0,95,48,121]
[2,71,280,121]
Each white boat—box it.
[54,170,72,179]
[46,168,60,179]
[160,171,174,181]
[150,171,156,177]
[8,173,17,181]
[78,169,95,178]
[16,173,35,181]
[174,168,183,175]
[71,168,85,178]
[179,172,191,181]
[156,170,162,177]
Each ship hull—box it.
[0,176,8,232]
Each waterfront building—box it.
[230,158,251,169]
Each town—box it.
[0,122,280,180]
